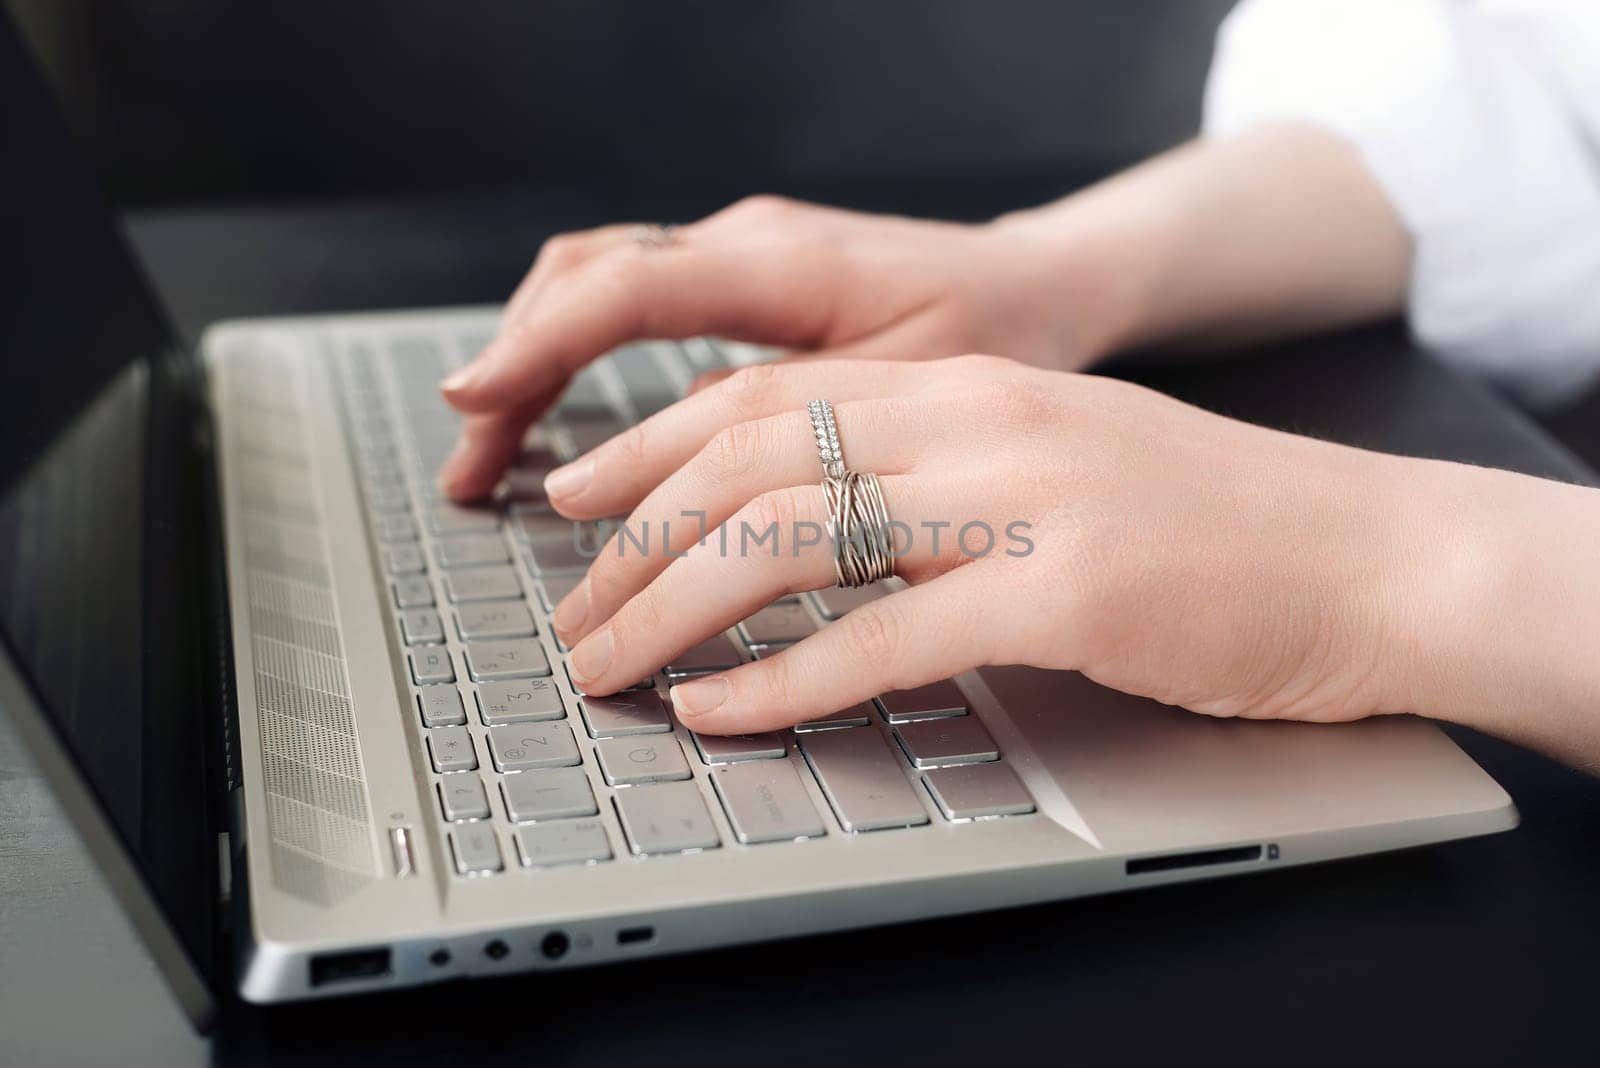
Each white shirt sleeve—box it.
[1203,0,1600,408]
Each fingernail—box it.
[552,577,590,640]
[544,457,594,500]
[670,676,729,719]
[569,628,613,684]
[440,361,485,394]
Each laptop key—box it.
[614,781,721,855]
[375,513,417,543]
[876,680,968,724]
[444,565,522,603]
[501,767,597,822]
[525,532,600,574]
[737,602,817,649]
[564,414,626,455]
[456,601,536,641]
[450,824,503,874]
[712,761,826,844]
[578,691,672,737]
[536,572,583,613]
[424,503,500,536]
[501,469,553,508]
[793,704,874,732]
[693,732,786,764]
[488,722,581,772]
[477,678,565,725]
[383,543,426,575]
[515,819,612,867]
[366,485,410,515]
[611,341,681,396]
[663,634,742,678]
[799,727,928,832]
[923,762,1035,820]
[409,647,455,685]
[511,510,579,543]
[596,735,692,785]
[427,725,478,773]
[566,664,656,696]
[417,685,466,727]
[392,575,435,608]
[465,638,551,681]
[434,532,510,569]
[439,776,491,821]
[400,608,445,645]
[807,584,885,620]
[895,716,999,769]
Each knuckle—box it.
[973,376,1047,424]
[841,603,906,680]
[618,579,667,639]
[538,232,583,269]
[611,422,650,467]
[586,246,648,297]
[944,352,1016,380]
[751,649,800,709]
[728,193,799,222]
[717,361,781,417]
[739,486,804,544]
[701,419,769,482]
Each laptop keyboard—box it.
[333,330,1034,878]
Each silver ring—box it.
[807,398,846,480]
[631,222,680,249]
[823,470,894,588]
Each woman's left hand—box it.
[542,354,1582,751]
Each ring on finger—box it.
[807,398,847,480]
[824,471,894,588]
[630,222,680,249]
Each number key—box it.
[476,678,565,725]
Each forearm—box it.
[998,123,1414,365]
[1393,461,1600,772]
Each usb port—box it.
[616,926,655,946]
[309,947,392,987]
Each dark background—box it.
[12,0,1600,459]
[10,0,1234,205]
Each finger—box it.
[437,388,560,501]
[542,360,929,520]
[563,477,962,695]
[499,224,641,332]
[441,237,842,416]
[669,560,1000,734]
[554,399,950,645]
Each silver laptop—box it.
[0,15,1514,1030]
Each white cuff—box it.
[1204,0,1600,407]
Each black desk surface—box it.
[4,185,1599,1067]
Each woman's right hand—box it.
[436,195,1126,500]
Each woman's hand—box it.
[542,357,1465,734]
[438,126,1417,502]
[436,196,1127,500]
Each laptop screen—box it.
[0,13,221,1020]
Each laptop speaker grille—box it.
[225,349,379,906]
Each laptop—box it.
[0,14,1516,1032]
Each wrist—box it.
[1382,459,1600,764]
[984,196,1166,370]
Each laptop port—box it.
[484,939,510,960]
[1125,844,1263,875]
[616,926,654,946]
[540,931,570,960]
[309,947,392,987]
